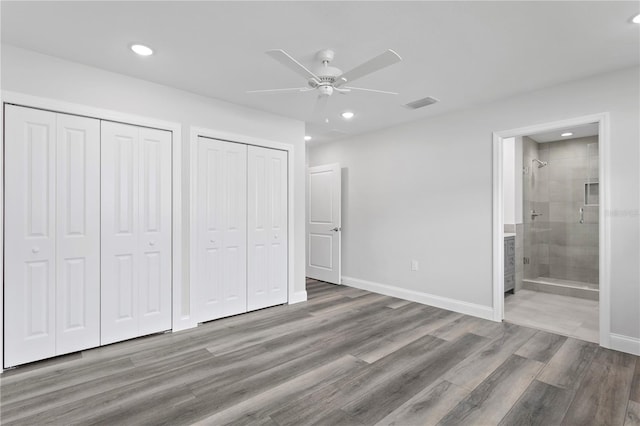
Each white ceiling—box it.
[2,1,638,144]
[529,123,599,143]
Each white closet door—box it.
[247,146,288,311]
[101,122,172,344]
[197,137,247,322]
[138,127,172,335]
[55,113,101,355]
[4,105,57,367]
[101,121,140,344]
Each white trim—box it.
[342,276,494,321]
[492,113,611,348]
[1,91,185,370]
[0,94,4,372]
[609,334,640,356]
[289,291,308,304]
[189,126,298,325]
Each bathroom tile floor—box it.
[505,289,599,343]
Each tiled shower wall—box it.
[523,136,599,285]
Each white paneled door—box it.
[55,113,101,355]
[196,137,247,322]
[101,122,172,345]
[4,106,100,367]
[247,146,288,311]
[306,163,342,284]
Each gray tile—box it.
[548,136,597,161]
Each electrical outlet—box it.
[411,260,419,271]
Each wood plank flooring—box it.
[1,278,638,425]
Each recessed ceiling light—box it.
[561,132,573,137]
[304,135,312,141]
[341,111,355,119]
[131,44,154,56]
[632,13,640,24]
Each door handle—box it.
[32,247,40,254]
[330,227,341,232]
[149,240,156,246]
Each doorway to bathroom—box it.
[492,114,610,346]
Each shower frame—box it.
[491,113,611,347]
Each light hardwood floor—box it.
[1,279,638,425]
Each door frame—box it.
[492,112,611,348]
[189,127,296,327]
[1,91,184,370]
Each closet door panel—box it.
[196,137,247,322]
[55,113,100,355]
[101,121,140,345]
[138,127,172,335]
[248,146,288,311]
[4,105,57,367]
[222,147,247,309]
[197,141,223,318]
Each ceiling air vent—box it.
[404,96,439,109]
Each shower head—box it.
[532,159,548,168]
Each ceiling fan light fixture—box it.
[561,132,573,137]
[632,13,640,24]
[341,111,355,119]
[319,86,334,97]
[130,44,154,56]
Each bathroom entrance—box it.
[492,114,609,345]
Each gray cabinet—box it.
[504,236,515,293]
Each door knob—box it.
[330,227,341,232]
[149,240,156,246]
[32,247,40,253]
[210,239,216,244]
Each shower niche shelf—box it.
[584,181,599,206]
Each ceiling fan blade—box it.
[334,87,351,94]
[313,95,329,114]
[335,49,402,86]
[246,87,312,94]
[343,86,398,95]
[266,49,320,82]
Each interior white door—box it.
[197,137,247,322]
[306,163,342,284]
[101,121,172,345]
[55,113,101,355]
[101,122,140,344]
[138,127,172,335]
[5,106,101,367]
[247,146,288,311]
[4,105,57,367]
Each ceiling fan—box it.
[247,48,402,111]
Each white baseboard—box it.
[341,276,495,321]
[289,290,308,304]
[609,333,640,356]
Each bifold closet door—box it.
[4,105,100,367]
[196,137,247,322]
[55,113,101,355]
[101,121,172,345]
[247,146,288,310]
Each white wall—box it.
[1,45,307,322]
[309,66,640,341]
